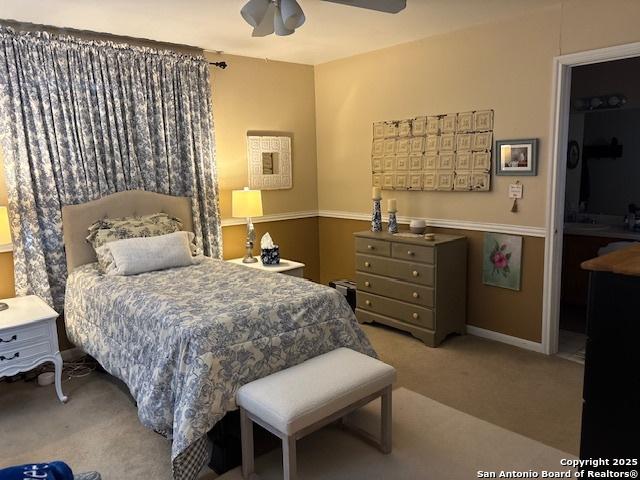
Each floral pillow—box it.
[86,213,199,272]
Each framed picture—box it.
[495,139,538,176]
[482,233,522,291]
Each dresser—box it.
[0,295,67,403]
[354,231,466,347]
[579,245,639,466]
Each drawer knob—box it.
[365,300,372,306]
[365,262,371,268]
[407,250,414,256]
[367,244,374,250]
[412,270,419,277]
[412,292,419,298]
[0,334,17,343]
[412,313,419,320]
[0,352,20,362]
[364,281,371,287]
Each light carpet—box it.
[219,387,575,480]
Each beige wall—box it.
[207,53,318,220]
[314,6,560,227]
[314,0,640,342]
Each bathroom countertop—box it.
[564,222,640,241]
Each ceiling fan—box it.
[241,0,407,37]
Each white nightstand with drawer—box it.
[0,295,67,403]
[227,258,305,278]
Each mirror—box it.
[262,152,280,175]
[247,135,292,190]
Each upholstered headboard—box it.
[62,190,193,273]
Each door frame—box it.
[542,42,640,355]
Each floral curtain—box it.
[0,27,222,309]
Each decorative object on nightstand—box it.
[371,187,382,232]
[227,257,305,278]
[232,187,263,264]
[387,198,398,234]
[260,232,280,265]
[0,295,67,403]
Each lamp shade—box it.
[232,187,263,218]
[0,206,12,250]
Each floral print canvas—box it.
[482,233,522,290]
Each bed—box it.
[61,190,375,480]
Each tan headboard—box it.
[62,190,193,273]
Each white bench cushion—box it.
[236,348,396,435]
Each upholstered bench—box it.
[236,347,396,480]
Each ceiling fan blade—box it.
[241,0,271,27]
[251,1,276,37]
[321,0,406,14]
[275,6,296,36]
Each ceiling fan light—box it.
[274,6,295,36]
[280,0,306,30]
[251,1,277,37]
[241,0,271,27]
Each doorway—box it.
[543,43,640,357]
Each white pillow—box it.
[102,231,196,276]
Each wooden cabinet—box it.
[579,247,640,464]
[354,231,466,347]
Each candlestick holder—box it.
[371,198,382,232]
[388,210,398,234]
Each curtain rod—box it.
[209,61,228,69]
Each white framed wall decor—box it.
[247,135,292,190]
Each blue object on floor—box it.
[0,462,73,480]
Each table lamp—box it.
[232,187,263,263]
[0,206,12,311]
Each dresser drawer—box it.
[0,323,50,354]
[356,272,434,307]
[392,242,434,264]
[0,339,53,366]
[357,292,434,330]
[355,237,391,257]
[356,254,434,286]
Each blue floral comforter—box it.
[64,258,375,479]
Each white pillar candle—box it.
[388,199,397,212]
[372,187,382,200]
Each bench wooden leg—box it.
[381,386,392,454]
[240,408,255,479]
[282,435,297,480]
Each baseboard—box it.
[61,347,84,362]
[466,325,544,353]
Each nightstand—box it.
[0,295,67,403]
[227,258,305,278]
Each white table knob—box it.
[365,262,371,267]
[365,300,371,306]
[412,313,419,320]
[407,250,414,256]
[364,281,371,287]
[367,244,374,250]
[412,292,419,298]
[412,270,419,277]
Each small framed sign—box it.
[495,139,538,176]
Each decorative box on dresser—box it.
[0,295,67,403]
[354,231,467,347]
